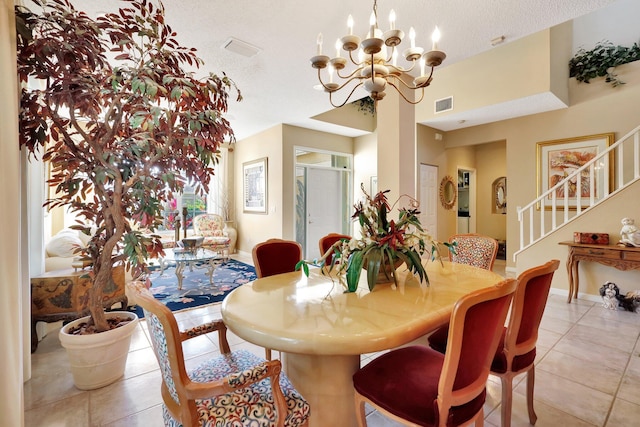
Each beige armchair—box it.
[192,213,230,258]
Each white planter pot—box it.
[59,311,138,390]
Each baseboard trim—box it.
[548,287,601,303]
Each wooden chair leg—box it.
[527,366,537,425]
[500,374,513,427]
[265,348,272,361]
[474,407,484,427]
[354,393,368,427]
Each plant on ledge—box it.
[297,184,454,292]
[16,0,241,333]
[569,40,640,87]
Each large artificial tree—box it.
[16,0,240,332]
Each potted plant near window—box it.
[16,0,240,389]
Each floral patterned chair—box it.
[129,282,311,427]
[448,233,499,271]
[192,214,230,258]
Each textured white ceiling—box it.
[58,0,618,140]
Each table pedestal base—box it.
[283,353,360,427]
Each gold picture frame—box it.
[536,133,614,210]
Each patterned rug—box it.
[128,259,256,318]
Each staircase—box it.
[514,125,640,260]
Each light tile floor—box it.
[24,257,640,426]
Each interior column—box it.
[375,85,417,203]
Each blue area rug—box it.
[129,259,256,318]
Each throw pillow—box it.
[46,234,84,258]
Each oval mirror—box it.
[439,175,457,210]
[493,177,507,212]
[496,185,505,207]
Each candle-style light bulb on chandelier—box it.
[310,0,446,108]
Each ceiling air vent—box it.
[222,37,261,58]
[435,96,453,113]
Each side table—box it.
[558,241,640,303]
[30,265,127,352]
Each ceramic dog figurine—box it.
[599,282,620,310]
[617,290,640,312]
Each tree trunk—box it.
[89,258,112,332]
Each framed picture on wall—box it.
[243,157,268,213]
[536,133,614,210]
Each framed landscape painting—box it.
[243,157,268,213]
[537,133,614,210]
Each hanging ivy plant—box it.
[353,96,376,116]
[569,40,640,87]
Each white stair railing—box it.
[515,125,640,259]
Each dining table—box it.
[221,260,505,427]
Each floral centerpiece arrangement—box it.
[297,185,454,292]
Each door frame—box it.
[293,146,353,257]
[457,167,477,233]
[419,163,439,240]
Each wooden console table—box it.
[559,241,640,303]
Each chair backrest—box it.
[500,259,560,367]
[130,283,195,415]
[448,233,499,270]
[437,278,517,424]
[192,213,225,237]
[318,233,351,266]
[252,238,303,278]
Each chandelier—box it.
[310,0,446,107]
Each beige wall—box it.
[234,59,640,300]
[234,124,353,254]
[312,100,376,133]
[234,124,284,254]
[442,63,640,297]
[416,25,570,124]
[475,141,507,240]
[1,0,25,424]
[353,132,377,197]
[516,182,640,298]
[376,89,418,201]
[415,125,507,243]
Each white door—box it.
[306,168,342,259]
[419,164,438,240]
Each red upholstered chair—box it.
[252,238,303,359]
[252,238,303,279]
[448,234,498,271]
[318,233,351,267]
[428,260,560,427]
[353,278,517,427]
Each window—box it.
[158,148,228,232]
[160,185,208,231]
